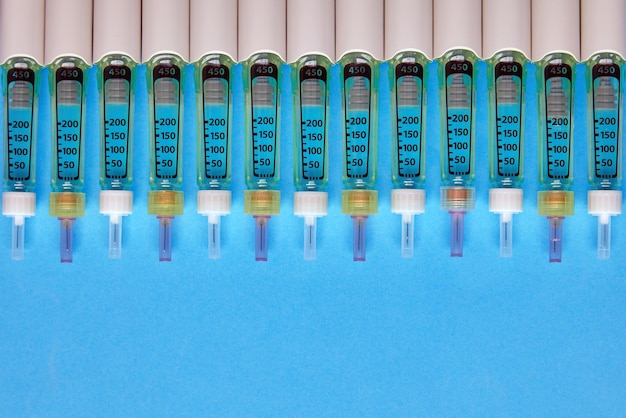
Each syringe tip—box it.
[108,216,123,259]
[401,214,414,259]
[499,215,513,258]
[11,216,25,261]
[254,215,270,262]
[597,216,611,260]
[208,215,221,259]
[352,215,367,262]
[450,210,466,257]
[158,216,173,262]
[59,217,75,263]
[548,216,564,263]
[303,216,317,261]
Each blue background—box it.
[1,59,625,416]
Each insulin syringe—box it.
[45,0,92,263]
[240,0,286,261]
[484,0,530,257]
[94,0,140,258]
[385,0,431,258]
[582,0,624,259]
[533,0,579,262]
[288,0,334,260]
[191,0,237,259]
[434,0,481,257]
[143,0,189,262]
[0,0,43,260]
[337,0,383,261]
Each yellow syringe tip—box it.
[49,192,85,218]
[244,190,280,215]
[342,190,378,216]
[148,190,184,216]
[538,190,574,216]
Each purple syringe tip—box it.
[450,210,466,257]
[548,216,564,262]
[352,215,367,262]
[59,217,75,263]
[254,215,270,262]
[158,216,174,262]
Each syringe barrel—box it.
[96,55,137,191]
[195,53,235,190]
[536,52,577,191]
[437,48,479,187]
[292,54,332,191]
[388,51,429,189]
[339,51,380,190]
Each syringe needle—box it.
[12,217,25,261]
[108,215,122,259]
[500,213,513,258]
[303,216,317,261]
[158,215,173,262]
[401,213,414,259]
[60,217,75,263]
[208,215,221,260]
[548,216,563,262]
[597,215,611,259]
[352,215,367,261]
[254,215,269,262]
[450,210,465,257]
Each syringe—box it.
[385,0,431,258]
[288,0,334,260]
[94,0,140,259]
[582,0,624,259]
[532,0,579,262]
[434,0,481,257]
[143,0,189,262]
[191,0,237,259]
[484,0,530,257]
[0,0,44,260]
[240,0,286,261]
[337,0,383,261]
[45,0,92,263]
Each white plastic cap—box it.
[142,0,190,62]
[0,0,44,64]
[391,189,425,215]
[532,0,580,61]
[581,0,626,60]
[482,0,530,58]
[287,0,335,62]
[100,190,133,216]
[197,190,232,216]
[385,0,432,60]
[489,188,523,214]
[588,190,622,217]
[239,0,286,60]
[336,0,383,60]
[2,192,36,220]
[434,0,482,58]
[45,0,93,64]
[93,0,141,62]
[294,191,328,217]
[190,0,238,62]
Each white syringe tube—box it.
[142,0,190,62]
[0,0,44,63]
[239,0,286,60]
[190,0,237,62]
[287,0,334,62]
[582,0,626,60]
[532,0,580,61]
[0,0,44,260]
[433,0,481,58]
[483,0,530,59]
[45,0,92,64]
[385,0,432,59]
[93,0,140,62]
[336,0,383,60]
